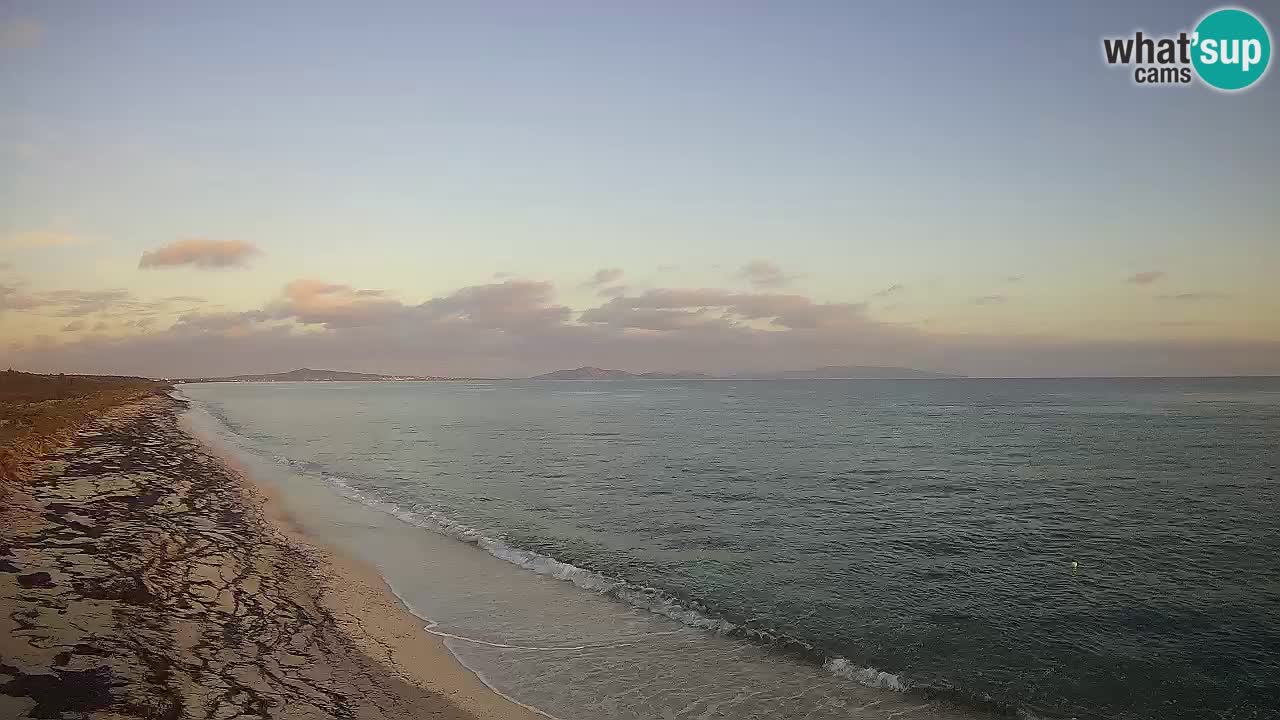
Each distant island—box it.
[174,365,961,383]
[529,365,960,380]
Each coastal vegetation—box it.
[0,370,164,485]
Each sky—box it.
[2,1,1278,377]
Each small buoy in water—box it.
[1071,560,1079,572]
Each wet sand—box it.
[0,394,545,720]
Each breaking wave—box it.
[184,392,911,695]
[316,477,909,694]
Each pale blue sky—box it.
[2,2,1278,375]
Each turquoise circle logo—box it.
[1192,8,1271,91]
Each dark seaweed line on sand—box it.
[0,395,472,720]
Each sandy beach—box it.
[0,390,545,720]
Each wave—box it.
[303,474,911,695]
[178,395,983,706]
[824,658,906,691]
[421,625,686,652]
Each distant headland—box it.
[174,368,442,383]
[175,366,960,383]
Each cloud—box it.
[1,231,86,249]
[1127,271,1165,285]
[262,277,573,334]
[0,284,38,311]
[0,283,206,319]
[171,310,272,335]
[0,19,42,50]
[736,260,794,289]
[125,317,157,329]
[582,268,628,297]
[1157,292,1230,302]
[422,280,572,330]
[269,279,406,328]
[973,295,1008,305]
[3,272,1277,379]
[138,238,261,269]
[12,289,163,318]
[584,268,624,288]
[872,284,904,298]
[582,288,869,331]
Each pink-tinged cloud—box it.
[4,274,1278,378]
[1127,271,1165,285]
[736,260,794,289]
[269,279,406,328]
[138,239,261,269]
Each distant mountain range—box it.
[175,368,440,383]
[175,365,960,383]
[529,365,960,380]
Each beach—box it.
[0,389,544,720]
[6,378,1278,720]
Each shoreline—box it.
[0,393,545,719]
[180,388,993,720]
[178,408,552,720]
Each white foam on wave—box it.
[421,624,685,652]
[823,657,907,691]
[322,476,910,693]
[322,476,742,635]
[185,397,912,697]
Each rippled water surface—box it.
[182,378,1280,720]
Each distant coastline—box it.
[177,365,963,383]
[175,368,444,383]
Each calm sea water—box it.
[181,378,1280,720]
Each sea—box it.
[177,378,1280,720]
